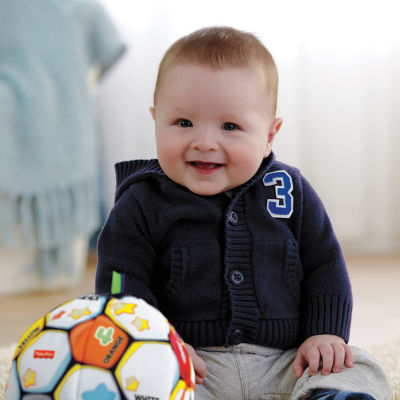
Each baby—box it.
[96,26,391,399]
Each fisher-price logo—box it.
[33,350,55,359]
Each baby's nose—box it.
[191,130,219,152]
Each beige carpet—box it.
[0,339,398,399]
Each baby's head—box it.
[150,26,283,196]
[154,26,279,116]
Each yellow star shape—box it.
[132,317,150,332]
[126,376,139,392]
[113,302,136,315]
[22,368,36,389]
[68,307,91,320]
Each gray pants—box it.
[194,344,392,400]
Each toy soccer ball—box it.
[6,294,195,399]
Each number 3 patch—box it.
[263,170,294,218]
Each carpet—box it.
[0,339,399,399]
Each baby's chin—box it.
[183,182,232,197]
[161,167,234,196]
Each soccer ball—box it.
[6,294,195,399]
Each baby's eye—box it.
[222,122,238,131]
[177,119,193,128]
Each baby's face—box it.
[151,63,281,196]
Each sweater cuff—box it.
[300,295,352,343]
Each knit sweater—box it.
[96,153,352,349]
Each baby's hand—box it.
[185,343,208,384]
[292,334,354,378]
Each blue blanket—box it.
[0,0,126,277]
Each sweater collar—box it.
[114,159,164,201]
[114,152,276,202]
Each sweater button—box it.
[229,329,243,345]
[228,211,239,225]
[230,270,244,285]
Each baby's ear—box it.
[264,118,283,157]
[269,118,283,140]
[149,106,156,120]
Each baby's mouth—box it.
[188,161,224,170]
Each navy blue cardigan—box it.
[96,153,352,349]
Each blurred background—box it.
[0,0,399,346]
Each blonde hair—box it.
[153,26,279,115]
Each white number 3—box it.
[263,170,294,218]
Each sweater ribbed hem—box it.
[169,318,301,349]
[171,299,351,348]
[258,318,300,349]
[172,320,227,347]
[301,295,352,342]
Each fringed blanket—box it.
[0,0,126,278]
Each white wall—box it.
[97,0,400,253]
